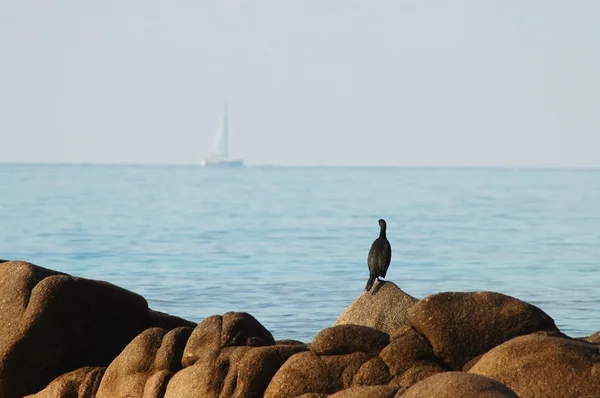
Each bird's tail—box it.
[365,275,376,292]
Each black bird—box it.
[365,219,392,292]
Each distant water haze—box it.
[1,1,599,166]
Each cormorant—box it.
[365,219,392,292]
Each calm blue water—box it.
[1,164,599,341]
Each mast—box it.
[222,102,229,159]
[210,102,229,160]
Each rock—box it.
[311,325,390,356]
[352,357,391,386]
[0,260,192,398]
[164,346,253,398]
[583,331,600,344]
[182,312,275,367]
[408,291,558,369]
[394,363,447,389]
[334,282,418,334]
[222,311,275,347]
[166,312,277,397]
[181,314,222,367]
[328,384,399,398]
[321,352,371,389]
[401,372,519,398]
[264,351,343,397]
[295,394,328,398]
[220,347,258,397]
[462,354,483,371]
[23,367,105,398]
[148,309,197,330]
[96,326,193,398]
[276,339,306,346]
[264,350,374,397]
[379,326,447,378]
[469,334,600,398]
[232,345,309,397]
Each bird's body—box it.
[365,219,392,292]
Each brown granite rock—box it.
[276,339,306,346]
[264,351,342,397]
[583,330,600,344]
[181,314,222,367]
[263,350,374,397]
[312,325,390,356]
[329,384,399,398]
[96,326,193,398]
[232,345,308,397]
[220,346,258,397]
[149,309,196,331]
[24,367,105,398]
[322,352,371,389]
[182,312,275,367]
[394,363,447,388]
[379,326,446,377]
[401,372,519,398]
[0,260,192,398]
[334,282,418,334]
[352,357,391,386]
[469,334,600,398]
[165,346,253,398]
[295,394,328,398]
[408,291,558,369]
[222,311,275,347]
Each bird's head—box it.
[378,219,386,228]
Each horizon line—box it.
[1,161,599,170]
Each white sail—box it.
[211,103,229,159]
[200,102,244,167]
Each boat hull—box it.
[200,159,244,167]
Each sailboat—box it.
[200,103,244,167]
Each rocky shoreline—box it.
[1,260,599,398]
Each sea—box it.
[1,164,599,341]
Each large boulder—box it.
[408,291,558,369]
[401,372,519,398]
[264,351,343,397]
[395,363,448,388]
[182,312,275,367]
[311,325,389,356]
[321,352,372,389]
[334,282,418,334]
[23,367,105,398]
[379,326,448,387]
[469,334,600,398]
[264,350,377,397]
[0,260,194,398]
[232,345,308,397]
[583,330,600,344]
[328,384,399,398]
[165,346,253,398]
[165,312,278,398]
[351,357,391,386]
[96,326,193,398]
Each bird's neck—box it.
[379,227,386,238]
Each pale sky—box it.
[1,1,599,166]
